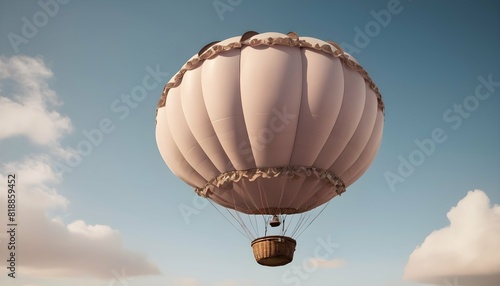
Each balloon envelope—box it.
[156,32,384,215]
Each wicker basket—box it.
[251,236,296,266]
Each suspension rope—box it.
[256,179,270,215]
[283,213,295,235]
[230,189,257,238]
[207,199,251,240]
[235,185,259,236]
[296,201,331,239]
[281,216,286,235]
[234,208,255,238]
[291,212,308,237]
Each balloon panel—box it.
[240,44,302,167]
[289,48,344,166]
[166,85,219,181]
[343,110,384,186]
[313,67,366,169]
[181,65,232,174]
[202,49,257,171]
[156,95,206,187]
[328,82,378,176]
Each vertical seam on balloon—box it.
[276,176,287,215]
[290,175,311,213]
[333,84,375,175]
[280,47,306,215]
[293,179,323,212]
[326,65,367,171]
[283,176,307,214]
[198,57,232,174]
[235,182,259,217]
[241,179,266,216]
[162,109,201,187]
[176,78,218,182]
[310,57,346,167]
[238,181,260,215]
[297,181,322,212]
[343,113,383,185]
[238,45,258,170]
[288,47,305,166]
[338,87,379,180]
[283,177,309,213]
[249,177,268,215]
[165,91,206,187]
[256,177,271,215]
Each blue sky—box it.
[0,1,499,286]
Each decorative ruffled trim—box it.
[194,166,346,198]
[156,31,384,114]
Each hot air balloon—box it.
[155,31,384,266]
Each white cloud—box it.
[3,154,62,186]
[174,277,201,286]
[0,55,160,281]
[0,56,72,151]
[67,220,118,240]
[0,158,160,279]
[308,258,346,269]
[213,279,254,286]
[403,189,500,286]
[173,277,255,286]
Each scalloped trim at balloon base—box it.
[194,166,346,215]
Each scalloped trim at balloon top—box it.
[156,31,384,114]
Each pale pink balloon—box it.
[156,32,384,215]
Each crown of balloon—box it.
[156,31,384,115]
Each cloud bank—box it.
[403,189,500,286]
[308,258,346,269]
[0,56,159,280]
[0,56,72,148]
